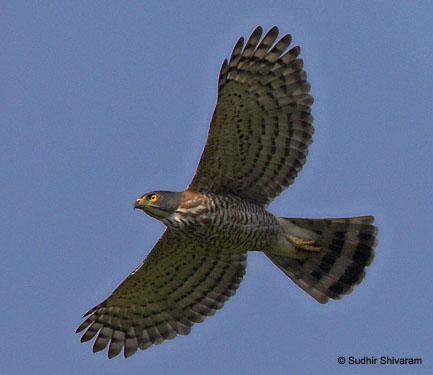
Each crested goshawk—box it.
[77,26,378,358]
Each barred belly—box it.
[166,193,282,252]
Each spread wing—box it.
[76,230,247,358]
[188,26,314,206]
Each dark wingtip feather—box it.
[76,323,85,334]
[252,25,263,36]
[267,26,279,37]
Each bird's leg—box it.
[285,234,321,252]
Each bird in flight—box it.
[77,26,378,359]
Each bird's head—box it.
[133,191,181,221]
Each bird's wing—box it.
[76,230,247,358]
[188,26,314,206]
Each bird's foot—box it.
[285,234,321,252]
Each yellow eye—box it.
[148,194,158,202]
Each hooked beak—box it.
[133,198,146,210]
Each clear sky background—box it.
[2,1,432,374]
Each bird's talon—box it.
[285,234,321,252]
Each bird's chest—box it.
[170,200,282,252]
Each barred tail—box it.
[267,216,378,304]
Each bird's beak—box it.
[133,198,146,210]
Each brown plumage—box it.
[76,26,378,359]
[189,26,313,206]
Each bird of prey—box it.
[77,26,378,359]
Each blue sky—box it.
[2,1,432,374]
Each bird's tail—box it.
[266,216,378,304]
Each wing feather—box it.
[188,26,314,206]
[76,230,247,358]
